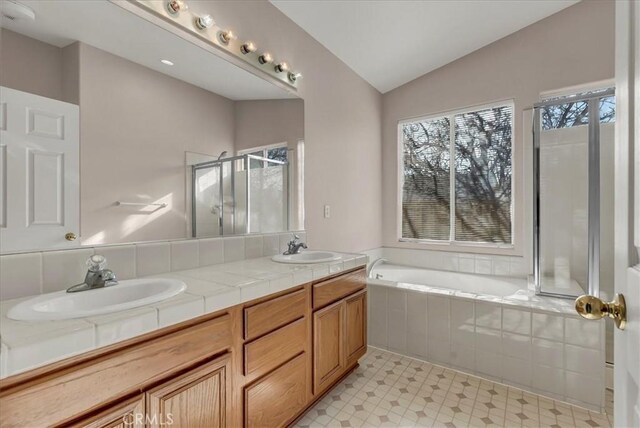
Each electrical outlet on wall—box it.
[324,205,331,218]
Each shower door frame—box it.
[532,87,615,298]
[191,154,290,237]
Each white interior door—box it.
[0,87,79,253]
[614,2,640,427]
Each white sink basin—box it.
[7,278,186,321]
[272,251,341,264]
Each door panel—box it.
[68,395,145,428]
[313,299,345,394]
[146,354,230,428]
[345,290,367,366]
[0,86,79,252]
[613,2,640,426]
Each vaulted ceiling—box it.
[271,0,579,93]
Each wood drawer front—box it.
[313,269,365,309]
[244,318,306,377]
[244,288,306,340]
[245,353,307,428]
[0,315,231,428]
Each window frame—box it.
[238,142,288,158]
[397,99,516,251]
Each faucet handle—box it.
[86,254,107,272]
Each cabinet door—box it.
[146,354,230,428]
[345,289,367,366]
[313,299,345,394]
[69,395,145,428]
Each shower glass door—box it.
[533,88,615,298]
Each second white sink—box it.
[272,251,341,264]
[7,278,186,321]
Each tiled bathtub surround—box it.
[364,247,529,278]
[0,249,366,379]
[367,282,606,412]
[0,231,306,300]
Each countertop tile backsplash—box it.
[0,231,306,300]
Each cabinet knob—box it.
[65,232,77,241]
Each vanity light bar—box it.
[130,0,300,89]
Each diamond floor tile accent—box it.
[293,347,612,428]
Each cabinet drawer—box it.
[0,314,232,428]
[313,269,365,309]
[244,288,306,340]
[245,353,308,428]
[244,318,306,377]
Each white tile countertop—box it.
[0,252,367,379]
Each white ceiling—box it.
[1,0,296,100]
[271,0,579,93]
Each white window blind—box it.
[400,103,513,245]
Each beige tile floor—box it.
[295,347,613,428]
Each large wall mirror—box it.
[0,0,304,254]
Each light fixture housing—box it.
[195,14,214,30]
[160,59,174,66]
[1,0,36,21]
[274,62,289,73]
[288,71,302,83]
[218,30,236,45]
[240,42,256,55]
[258,52,273,65]
[166,0,187,14]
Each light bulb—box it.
[258,52,273,64]
[288,71,302,83]
[166,0,187,14]
[274,62,289,73]
[240,41,257,55]
[195,14,214,30]
[218,30,237,44]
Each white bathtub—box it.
[366,261,606,411]
[369,263,529,298]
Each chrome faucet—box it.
[67,255,118,293]
[284,234,307,255]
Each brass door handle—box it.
[575,294,626,330]
[65,232,77,241]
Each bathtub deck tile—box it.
[294,347,612,428]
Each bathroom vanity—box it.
[0,267,367,428]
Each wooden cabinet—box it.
[312,270,367,395]
[244,353,308,428]
[313,300,345,394]
[345,290,367,366]
[147,354,230,428]
[0,267,366,428]
[69,395,145,428]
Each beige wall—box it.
[77,43,235,245]
[381,0,614,260]
[191,1,383,253]
[0,29,64,101]
[234,99,304,151]
[2,1,383,253]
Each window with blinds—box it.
[400,102,513,245]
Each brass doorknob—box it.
[65,232,77,241]
[575,294,626,330]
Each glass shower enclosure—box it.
[533,87,615,299]
[191,154,289,237]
